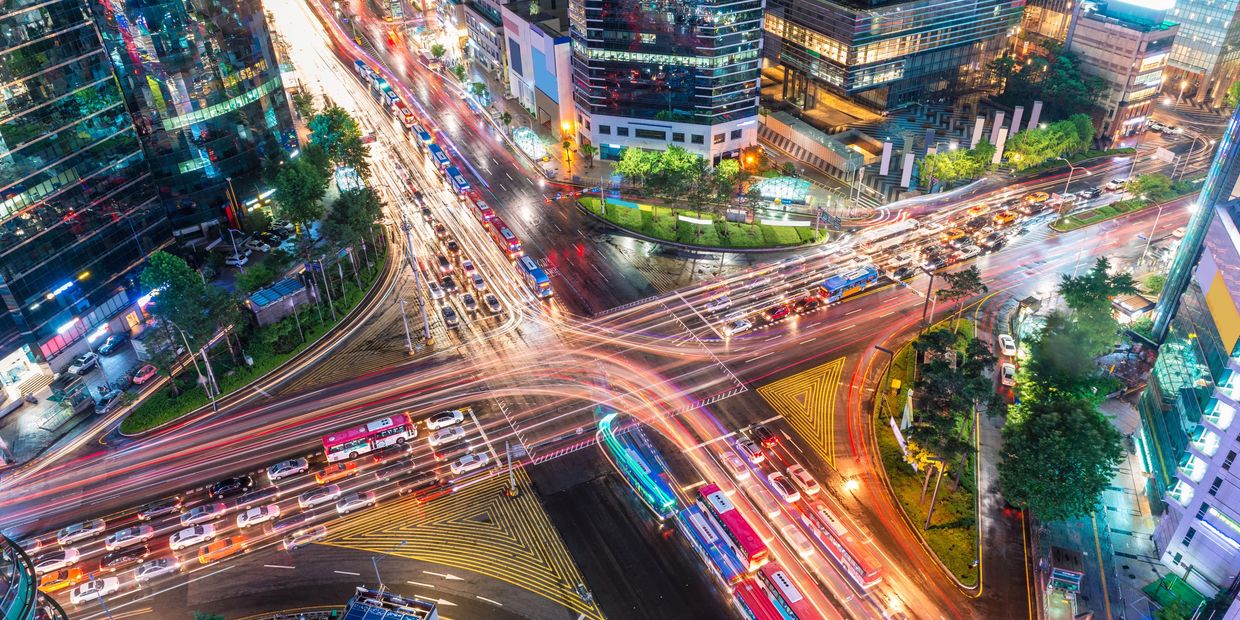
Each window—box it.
[730,129,742,140]
[1182,527,1197,547]
[692,135,704,144]
[1209,477,1223,496]
[672,132,685,143]
[1225,450,1236,470]
[635,129,666,140]
[599,125,611,135]
[713,134,725,145]
[1197,502,1211,519]
[617,127,629,137]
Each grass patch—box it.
[120,253,389,435]
[1052,198,1150,231]
[873,320,980,587]
[580,199,821,249]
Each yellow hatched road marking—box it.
[756,356,846,466]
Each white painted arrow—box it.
[436,598,458,607]
[423,570,464,581]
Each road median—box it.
[578,197,824,252]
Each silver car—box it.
[57,518,106,545]
[180,502,227,526]
[133,556,180,584]
[335,491,377,515]
[169,524,216,551]
[266,457,310,482]
[282,525,329,551]
[428,425,467,448]
[104,525,154,551]
[298,484,342,509]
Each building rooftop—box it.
[505,0,568,36]
[342,587,439,620]
[248,278,306,309]
[1088,1,1178,32]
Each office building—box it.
[762,0,1022,112]
[570,0,763,161]
[1067,1,1178,144]
[0,535,68,619]
[1165,0,1240,107]
[1020,0,1073,43]
[502,0,573,132]
[0,0,173,381]
[465,0,506,77]
[90,0,297,240]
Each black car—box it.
[440,275,458,293]
[752,424,778,448]
[99,544,149,572]
[1079,187,1103,200]
[792,296,821,314]
[374,459,415,482]
[208,475,255,500]
[98,333,128,356]
[893,265,917,280]
[234,486,279,510]
[137,496,182,521]
[445,239,461,255]
[421,206,434,222]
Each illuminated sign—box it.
[56,318,80,335]
[51,281,74,297]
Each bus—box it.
[682,504,745,584]
[393,100,416,129]
[488,216,523,259]
[598,413,673,519]
[428,143,451,170]
[699,483,769,571]
[801,502,882,589]
[322,413,416,462]
[470,198,495,224]
[732,578,785,620]
[758,563,817,619]
[819,265,879,303]
[445,165,471,196]
[516,255,552,298]
[412,124,433,152]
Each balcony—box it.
[1167,479,1195,508]
[1189,425,1221,459]
[1179,453,1208,484]
[1202,398,1235,433]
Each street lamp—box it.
[843,478,860,499]
[1056,156,1089,196]
[1178,80,1189,105]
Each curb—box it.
[575,203,824,255]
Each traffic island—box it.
[872,321,981,588]
[578,197,825,251]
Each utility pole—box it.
[398,298,414,354]
[919,268,938,331]
[288,299,305,342]
[402,220,432,343]
[505,440,519,498]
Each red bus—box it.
[699,483,769,571]
[393,100,416,129]
[802,501,882,589]
[732,578,784,620]
[470,197,495,225]
[322,414,416,462]
[758,563,817,619]
[487,215,523,259]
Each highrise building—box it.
[762,0,1023,112]
[0,535,68,619]
[1020,0,1073,43]
[90,0,297,240]
[570,0,764,161]
[0,0,173,378]
[1164,0,1240,107]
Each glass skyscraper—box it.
[0,0,172,375]
[0,535,67,620]
[1164,0,1240,107]
[570,0,764,161]
[91,0,296,238]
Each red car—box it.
[762,304,791,323]
[132,364,158,385]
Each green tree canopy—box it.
[274,158,328,246]
[235,261,278,294]
[1005,117,1092,171]
[1128,173,1175,202]
[323,187,384,247]
[308,106,369,179]
[991,50,1105,122]
[430,44,446,59]
[139,251,214,342]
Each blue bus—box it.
[516,256,551,298]
[412,124,433,151]
[598,413,675,519]
[428,143,451,169]
[819,265,880,303]
[681,504,745,584]
[445,165,471,195]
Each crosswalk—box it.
[756,357,846,467]
[319,469,602,619]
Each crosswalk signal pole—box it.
[505,440,519,498]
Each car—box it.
[169,524,217,551]
[225,254,248,267]
[1023,191,1049,205]
[998,334,1018,357]
[133,556,180,584]
[450,452,490,475]
[1079,187,1103,200]
[335,490,378,515]
[445,239,461,255]
[198,536,248,564]
[483,294,503,314]
[98,544,149,573]
[768,472,802,503]
[137,496,182,521]
[235,486,280,509]
[1172,226,1187,239]
[736,438,764,464]
[780,524,816,558]
[1052,192,1078,206]
[977,232,1006,251]
[267,457,310,482]
[461,293,479,313]
[97,333,128,355]
[421,206,434,222]
[966,204,989,218]
[460,259,477,276]
[433,223,448,239]
[245,238,271,253]
[237,504,281,528]
[744,275,771,290]
[470,273,486,291]
[315,461,358,485]
[104,525,154,551]
[273,219,294,234]
[208,475,254,500]
[704,296,732,313]
[723,318,752,336]
[180,502,228,526]
[67,352,99,375]
[298,484,343,509]
[720,452,751,481]
[752,424,778,448]
[427,280,446,300]
[940,228,968,245]
[57,518,105,545]
[428,424,468,448]
[922,257,947,272]
[441,275,458,293]
[786,465,822,496]
[439,303,462,327]
[991,210,1018,228]
[282,525,330,551]
[131,364,159,386]
[427,409,466,430]
[763,304,792,323]
[792,296,821,314]
[1001,362,1017,387]
[271,513,316,535]
[39,567,85,594]
[955,244,981,261]
[1104,178,1128,191]
[70,577,121,606]
[374,458,415,482]
[277,239,298,253]
[370,444,411,464]
[258,231,284,245]
[33,548,81,575]
[436,254,453,274]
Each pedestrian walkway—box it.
[756,357,847,468]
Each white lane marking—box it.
[505,172,515,181]
[802,337,817,344]
[747,352,775,364]
[879,310,895,317]
[334,570,361,576]
[263,564,295,569]
[476,596,504,606]
[845,308,862,315]
[407,581,437,588]
[839,324,857,331]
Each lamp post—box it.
[1178,80,1188,105]
[874,345,895,414]
[226,228,243,258]
[1056,156,1088,196]
[166,321,217,413]
[919,267,937,331]
[287,298,304,343]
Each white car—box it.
[282,525,329,551]
[70,577,121,606]
[225,254,248,267]
[460,259,477,276]
[104,525,155,551]
[720,452,750,481]
[426,409,466,430]
[786,465,822,496]
[470,273,486,291]
[33,548,80,575]
[236,504,281,528]
[780,524,816,558]
[736,438,764,464]
[267,457,310,482]
[768,472,802,503]
[483,294,503,314]
[704,296,732,313]
[66,352,99,376]
[427,280,446,300]
[133,556,180,584]
[180,502,227,526]
[298,484,342,509]
[428,424,467,447]
[1001,363,1017,387]
[450,452,490,475]
[168,524,216,551]
[244,238,271,253]
[57,518,106,545]
[998,334,1018,357]
[1104,178,1127,191]
[724,318,752,336]
[335,491,377,515]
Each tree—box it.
[936,266,987,331]
[1226,82,1240,110]
[1005,119,1090,170]
[1144,273,1167,295]
[500,111,513,133]
[451,64,466,82]
[430,44,446,60]
[301,142,332,178]
[579,143,597,169]
[998,397,1124,522]
[780,162,797,177]
[714,159,742,200]
[247,209,272,234]
[140,251,215,341]
[291,90,316,119]
[308,106,369,179]
[1058,257,1137,356]
[1155,601,1191,620]
[615,147,655,185]
[1128,173,1175,202]
[274,158,328,251]
[235,262,278,294]
[323,187,384,249]
[469,81,487,99]
[992,49,1104,122]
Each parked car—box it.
[426,409,466,430]
[282,525,329,551]
[169,525,216,551]
[95,389,124,414]
[244,238,271,253]
[450,452,490,475]
[266,457,310,482]
[236,504,281,529]
[208,475,254,500]
[98,544,149,573]
[180,502,228,526]
[1001,363,1018,387]
[57,519,105,546]
[104,525,155,551]
[298,484,343,509]
[97,333,128,355]
[225,254,248,268]
[133,556,180,584]
[67,352,99,375]
[335,491,377,515]
[137,496,182,521]
[998,334,1018,357]
[70,577,121,606]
